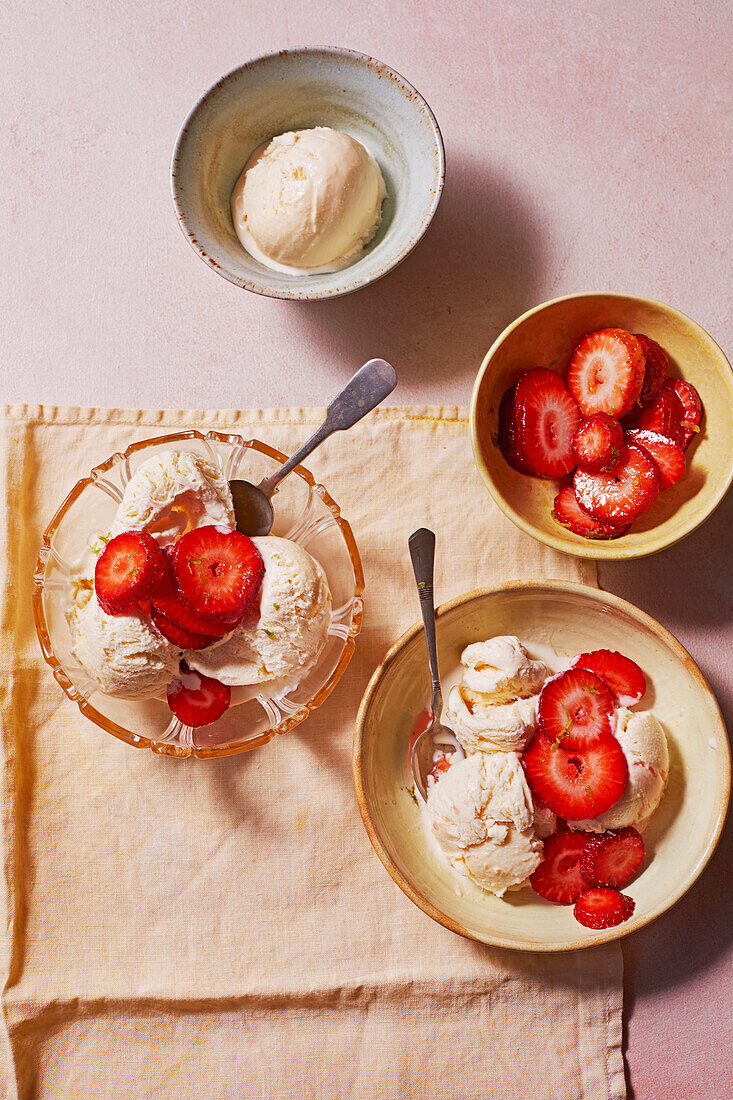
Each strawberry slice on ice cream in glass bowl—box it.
[471,292,733,559]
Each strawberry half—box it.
[661,378,703,449]
[580,827,645,888]
[522,732,628,820]
[166,661,231,727]
[497,385,533,473]
[573,887,635,929]
[570,649,646,707]
[625,428,685,490]
[515,380,581,478]
[636,388,685,446]
[634,334,668,407]
[566,329,645,418]
[573,442,659,524]
[538,667,615,750]
[95,531,166,615]
[150,605,222,651]
[529,830,593,904]
[552,486,628,540]
[171,526,264,623]
[572,413,623,473]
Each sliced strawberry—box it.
[625,428,685,490]
[552,486,628,540]
[522,732,628,820]
[166,661,231,727]
[661,379,703,449]
[151,569,231,638]
[573,442,659,524]
[538,667,615,750]
[95,531,166,615]
[514,367,566,403]
[636,388,685,446]
[529,830,592,904]
[572,413,623,473]
[515,381,581,478]
[497,385,533,473]
[150,605,222,651]
[574,887,635,929]
[171,526,264,623]
[566,329,645,418]
[580,827,645,888]
[570,649,646,707]
[634,334,668,407]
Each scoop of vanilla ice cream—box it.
[231,127,387,275]
[460,636,550,704]
[426,752,543,896]
[186,536,331,687]
[111,450,234,546]
[69,585,180,699]
[570,708,669,832]
[445,685,538,754]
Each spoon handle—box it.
[408,528,443,720]
[259,358,397,497]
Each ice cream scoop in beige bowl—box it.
[471,292,733,559]
[171,46,444,300]
[33,432,364,759]
[353,582,730,951]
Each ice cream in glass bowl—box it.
[33,432,364,758]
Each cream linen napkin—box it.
[0,405,625,1100]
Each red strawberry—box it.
[634,334,668,407]
[429,753,452,782]
[522,732,628,820]
[515,381,581,478]
[625,428,685,490]
[580,827,645,888]
[529,830,593,904]
[166,661,231,727]
[573,442,659,524]
[552,486,628,540]
[514,367,566,403]
[151,569,231,638]
[497,386,534,473]
[662,379,703,449]
[150,605,222,651]
[95,531,166,615]
[636,388,685,446]
[566,329,645,418]
[171,526,264,623]
[574,887,635,929]
[570,649,646,707]
[538,667,615,750]
[572,413,623,473]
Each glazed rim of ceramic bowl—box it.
[33,430,365,760]
[470,291,733,560]
[353,580,731,951]
[170,45,446,300]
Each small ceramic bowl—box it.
[471,293,733,559]
[353,582,730,951]
[33,432,364,759]
[171,46,445,300]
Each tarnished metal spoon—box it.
[408,527,464,801]
[230,358,397,537]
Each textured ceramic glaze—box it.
[171,47,444,300]
[471,293,733,560]
[353,582,730,951]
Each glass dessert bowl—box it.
[33,431,364,758]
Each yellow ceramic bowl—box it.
[353,582,730,951]
[471,293,733,559]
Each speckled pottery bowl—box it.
[471,292,733,559]
[171,46,445,300]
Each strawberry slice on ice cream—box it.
[171,526,264,623]
[95,531,166,616]
[522,731,628,820]
[529,830,592,904]
[570,649,646,707]
[580,826,645,889]
[537,667,615,750]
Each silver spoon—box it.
[408,528,464,801]
[230,358,397,537]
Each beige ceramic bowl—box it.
[353,582,730,951]
[471,293,733,559]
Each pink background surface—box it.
[3,1,732,1095]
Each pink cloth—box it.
[2,1,731,1096]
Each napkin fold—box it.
[0,404,625,1100]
